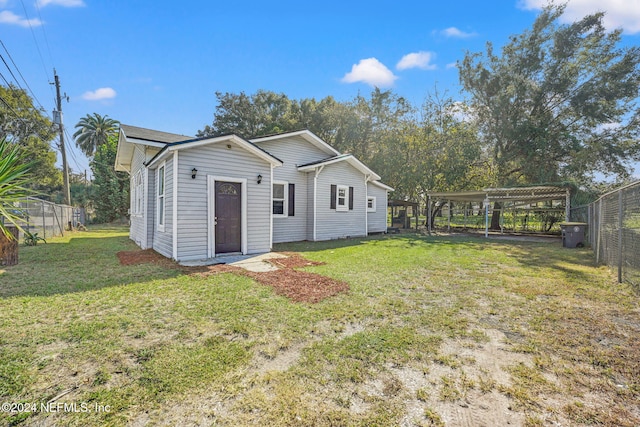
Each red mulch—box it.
[116,249,177,267]
[244,269,348,303]
[116,249,347,303]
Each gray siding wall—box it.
[129,145,147,248]
[152,154,173,259]
[256,136,330,243]
[176,142,273,261]
[315,162,367,241]
[367,183,388,233]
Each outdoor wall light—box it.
[191,168,198,179]
[257,174,263,184]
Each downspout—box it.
[270,164,274,249]
[364,174,370,236]
[172,151,179,260]
[313,165,324,241]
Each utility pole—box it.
[53,69,71,206]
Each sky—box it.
[2,0,640,179]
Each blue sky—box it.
[2,0,640,178]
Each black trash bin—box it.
[560,222,587,248]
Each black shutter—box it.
[288,183,295,216]
[349,186,354,210]
[330,185,336,209]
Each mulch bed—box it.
[116,249,177,267]
[117,249,348,303]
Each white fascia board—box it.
[147,135,283,169]
[370,181,395,192]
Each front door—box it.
[215,181,242,254]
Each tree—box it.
[73,113,120,157]
[90,135,128,223]
[0,138,33,239]
[198,90,301,138]
[0,84,61,193]
[459,4,640,227]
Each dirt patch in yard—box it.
[265,252,325,269]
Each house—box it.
[115,125,393,263]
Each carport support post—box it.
[427,196,432,235]
[484,196,489,238]
[447,200,451,232]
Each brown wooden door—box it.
[215,181,242,254]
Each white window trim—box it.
[157,162,166,232]
[272,180,288,218]
[367,196,377,212]
[336,184,349,212]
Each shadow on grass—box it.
[276,232,596,282]
[0,232,184,299]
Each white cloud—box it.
[440,27,477,38]
[341,58,398,87]
[519,0,640,34]
[396,51,437,71]
[37,0,85,7]
[446,62,458,70]
[82,87,117,101]
[0,10,42,27]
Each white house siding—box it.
[176,142,273,261]
[367,183,388,233]
[129,145,147,247]
[152,154,173,259]
[255,136,330,243]
[315,162,367,241]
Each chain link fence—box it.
[571,181,640,287]
[12,197,86,240]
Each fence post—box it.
[618,190,623,283]
[42,199,46,240]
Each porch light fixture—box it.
[257,174,263,184]
[191,168,198,179]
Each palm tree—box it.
[0,138,32,239]
[73,113,120,157]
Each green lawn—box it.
[0,226,638,426]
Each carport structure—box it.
[427,185,571,237]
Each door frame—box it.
[207,175,248,258]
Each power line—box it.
[0,53,24,92]
[0,39,47,112]
[33,1,56,69]
[18,0,54,99]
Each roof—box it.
[251,129,341,157]
[297,154,381,181]
[428,186,569,203]
[370,180,395,191]
[120,124,193,144]
[145,134,283,169]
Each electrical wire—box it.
[18,0,54,98]
[0,39,47,112]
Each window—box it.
[331,184,354,211]
[273,181,287,216]
[157,164,165,231]
[336,185,349,212]
[367,196,376,212]
[132,171,144,215]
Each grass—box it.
[0,226,639,426]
